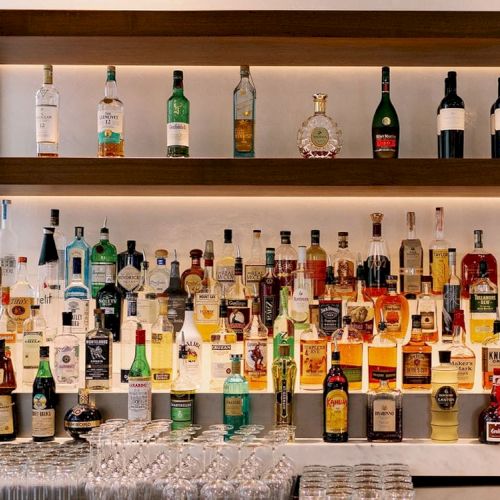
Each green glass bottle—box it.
[272,343,297,426]
[223,354,249,438]
[273,286,295,359]
[167,70,190,158]
[128,328,152,422]
[90,218,117,298]
[372,66,399,159]
[233,65,256,158]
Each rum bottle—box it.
[300,324,327,390]
[233,65,256,158]
[245,229,266,297]
[482,318,500,389]
[442,248,461,342]
[259,247,280,336]
[167,70,190,158]
[399,211,423,297]
[416,276,439,343]
[364,213,391,298]
[449,309,475,390]
[36,65,59,157]
[346,265,375,343]
[306,229,327,299]
[178,295,202,385]
[223,354,250,437]
[402,315,432,390]
[478,368,500,444]
[272,343,296,426]
[227,251,251,341]
[429,207,449,295]
[128,329,152,422]
[0,339,17,441]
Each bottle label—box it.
[430,249,449,294]
[149,271,169,293]
[306,260,326,297]
[335,259,355,289]
[382,303,402,333]
[277,377,293,423]
[442,284,460,335]
[450,358,475,386]
[274,260,297,288]
[1,255,16,285]
[244,339,267,378]
[0,395,14,435]
[137,296,156,324]
[168,296,186,333]
[184,274,203,294]
[372,398,396,433]
[434,385,457,410]
[342,364,362,384]
[216,266,235,286]
[128,378,152,421]
[117,265,141,291]
[184,340,201,377]
[234,119,254,152]
[292,287,310,321]
[486,422,500,442]
[495,109,500,132]
[54,344,79,381]
[167,122,189,147]
[98,110,123,144]
[301,341,327,378]
[194,293,219,325]
[439,108,465,131]
[224,395,243,416]
[36,105,58,143]
[311,127,329,148]
[470,293,498,313]
[364,256,390,290]
[211,343,232,379]
[420,311,436,331]
[23,331,44,369]
[318,300,342,335]
[227,300,250,337]
[403,352,431,384]
[482,347,500,373]
[374,133,397,153]
[91,263,116,287]
[85,338,111,381]
[245,265,266,288]
[262,294,277,327]
[347,304,374,341]
[401,240,423,293]
[325,389,348,434]
[32,393,55,438]
[64,298,90,334]
[170,394,194,430]
[8,296,34,333]
[369,365,397,386]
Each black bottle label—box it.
[85,338,111,381]
[364,256,390,289]
[442,284,460,335]
[318,300,342,335]
[435,385,457,410]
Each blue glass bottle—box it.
[223,354,249,438]
[65,227,90,290]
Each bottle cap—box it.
[439,350,451,364]
[127,240,136,251]
[190,249,203,259]
[43,226,55,234]
[31,304,40,310]
[224,229,232,243]
[50,209,59,224]
[62,312,73,327]
[185,295,194,311]
[311,229,320,243]
[278,343,290,357]
[338,231,348,237]
[155,248,169,259]
[40,345,50,357]
[78,388,90,405]
[421,275,432,283]
[0,339,5,351]
[18,256,27,263]
[230,354,242,361]
[203,241,214,261]
[356,264,365,281]
[343,315,351,326]
[378,321,387,332]
[173,70,183,79]
[135,329,146,344]
[494,319,500,335]
[331,351,340,361]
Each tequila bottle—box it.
[402,314,432,390]
[0,339,17,441]
[442,248,461,343]
[429,207,450,295]
[233,65,256,157]
[9,257,35,334]
[258,247,280,336]
[65,227,90,289]
[85,309,113,391]
[116,240,143,295]
[291,246,313,325]
[178,295,202,385]
[332,232,356,298]
[121,293,140,384]
[215,229,235,294]
[368,322,397,390]
[223,354,249,437]
[53,311,79,388]
[22,305,46,387]
[64,257,90,334]
[167,70,190,158]
[306,230,327,299]
[273,287,295,359]
[149,249,170,293]
[151,295,174,389]
[417,276,439,343]
[272,343,296,426]
[274,231,297,289]
[90,219,117,298]
[96,265,123,342]
[335,316,363,390]
[227,252,250,341]
[399,211,423,297]
[449,309,476,390]
[35,65,59,157]
[364,213,391,298]
[128,329,152,422]
[0,200,18,287]
[49,209,66,288]
[245,229,265,297]
[346,265,374,343]
[300,323,328,390]
[482,318,500,389]
[166,250,187,333]
[181,249,204,295]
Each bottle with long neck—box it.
[318,258,343,337]
[336,316,363,391]
[9,257,35,334]
[259,247,280,336]
[181,249,204,296]
[273,286,295,359]
[49,209,66,286]
[364,213,391,298]
[245,229,265,296]
[64,256,90,334]
[65,227,90,289]
[90,219,117,299]
[166,251,187,333]
[0,287,16,349]
[0,338,17,441]
[136,260,158,325]
[216,229,235,294]
[22,305,46,387]
[36,65,59,158]
[151,295,174,389]
[227,251,250,341]
[53,311,79,388]
[291,246,313,325]
[417,276,438,343]
[178,295,202,386]
[167,70,190,158]
[116,240,143,294]
[442,248,461,343]
[121,292,140,385]
[306,230,327,299]
[0,200,18,287]
[233,65,256,158]
[449,309,475,390]
[482,318,500,390]
[429,207,450,295]
[438,71,464,159]
[128,329,152,422]
[402,315,432,390]
[96,265,123,342]
[149,249,170,293]
[491,77,500,158]
[479,368,500,443]
[399,211,423,298]
[272,343,296,427]
[275,231,298,289]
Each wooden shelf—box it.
[2,10,500,66]
[0,157,498,196]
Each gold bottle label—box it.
[301,341,327,377]
[0,395,14,435]
[372,398,396,433]
[8,296,34,333]
[325,389,348,433]
[430,249,449,293]
[224,396,243,416]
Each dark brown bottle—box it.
[64,388,102,440]
[259,248,280,336]
[0,339,17,441]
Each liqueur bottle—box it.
[22,305,46,387]
[372,66,399,159]
[297,93,343,159]
[243,298,268,391]
[272,343,296,426]
[431,350,459,442]
[35,65,59,157]
[291,246,313,325]
[482,318,500,389]
[300,324,328,390]
[65,227,91,289]
[215,229,235,294]
[85,309,113,391]
[274,231,298,289]
[120,293,140,384]
[181,249,204,295]
[148,249,170,293]
[478,368,500,444]
[0,200,18,287]
[273,286,295,359]
[0,289,16,355]
[96,265,123,342]
[223,354,250,437]
[437,71,464,159]
[442,248,461,343]
[258,247,280,336]
[368,322,397,390]
[402,315,432,390]
[64,388,102,440]
[136,260,158,325]
[167,70,190,158]
[449,310,475,390]
[245,230,265,297]
[49,209,66,286]
[32,345,56,442]
[233,65,256,158]
[64,257,90,334]
[151,295,174,389]
[53,312,79,388]
[98,65,124,157]
[491,78,500,158]
[0,339,17,441]
[166,250,187,333]
[461,230,497,299]
[417,276,439,343]
[332,232,356,298]
[318,261,343,337]
[90,219,117,298]
[346,265,375,343]
[336,316,363,391]
[429,207,450,295]
[128,329,152,422]
[364,213,391,298]
[9,257,35,334]
[179,295,202,385]
[399,211,423,297]
[323,347,349,442]
[226,250,250,341]
[306,230,327,299]
[116,240,143,295]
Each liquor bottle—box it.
[297,93,343,158]
[273,286,295,359]
[64,257,90,334]
[478,368,500,444]
[291,246,313,325]
[442,248,461,343]
[35,65,59,157]
[121,292,140,384]
[0,287,16,353]
[128,329,152,422]
[431,350,459,442]
[90,219,117,298]
[194,240,221,342]
[461,230,497,299]
[233,65,256,158]
[437,76,447,158]
[181,249,204,295]
[274,231,298,289]
[336,316,363,390]
[470,260,498,344]
[210,299,237,390]
[49,209,66,286]
[491,78,500,158]
[116,240,143,295]
[437,71,464,158]
[65,227,91,289]
[272,343,296,426]
[96,265,123,342]
[332,232,356,298]
[22,305,46,387]
[0,339,17,441]
[429,207,450,295]
[226,251,250,341]
[170,333,196,431]
[368,322,397,390]
[323,347,349,442]
[53,312,79,388]
[166,250,187,333]
[374,275,409,342]
[367,370,402,442]
[9,257,35,334]
[346,265,375,343]
[399,211,423,297]
[223,354,250,437]
[0,200,18,287]
[300,323,328,390]
[97,65,124,157]
[306,230,327,299]
[216,229,235,294]
[416,276,439,344]
[482,318,500,389]
[167,70,190,158]
[64,388,102,440]
[364,213,391,298]
[402,315,432,390]
[136,260,158,325]
[318,261,343,337]
[32,345,56,442]
[243,298,268,391]
[85,309,113,391]
[245,230,265,297]
[178,295,202,385]
[372,66,399,159]
[148,249,170,293]
[259,247,280,336]
[151,295,174,390]
[449,309,475,390]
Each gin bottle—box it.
[128,329,152,422]
[223,354,249,437]
[233,65,256,157]
[116,240,143,295]
[53,312,79,388]
[85,309,113,391]
[120,292,140,384]
[96,266,123,342]
[167,70,190,158]
[0,200,18,287]
[64,257,90,334]
[399,211,423,297]
[65,227,90,289]
[90,219,117,298]
[35,65,59,157]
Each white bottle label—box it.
[183,340,201,379]
[167,122,189,147]
[36,105,59,142]
[1,255,16,285]
[128,378,152,421]
[64,298,89,333]
[117,265,141,291]
[373,398,396,433]
[23,331,44,369]
[494,109,500,132]
[0,395,14,435]
[211,343,232,379]
[91,263,116,286]
[54,345,79,381]
[32,408,55,438]
[438,108,465,132]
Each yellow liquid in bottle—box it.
[151,330,173,389]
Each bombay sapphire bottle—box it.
[65,227,90,289]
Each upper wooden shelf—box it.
[2,10,500,66]
[0,157,498,196]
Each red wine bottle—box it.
[490,77,500,158]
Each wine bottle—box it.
[0,339,17,441]
[490,77,500,158]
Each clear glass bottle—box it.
[98,65,124,157]
[346,265,375,343]
[90,219,117,299]
[148,249,170,293]
[306,230,327,299]
[417,276,439,343]
[181,249,204,296]
[482,318,500,390]
[226,251,250,341]
[449,309,476,390]
[332,232,356,299]
[273,286,295,360]
[136,260,158,325]
[120,292,140,385]
[223,354,250,437]
[297,93,343,159]
[64,257,90,334]
[128,329,152,422]
[151,295,174,390]
[233,65,256,158]
[272,343,296,426]
[402,314,432,390]
[9,257,35,334]
[245,230,265,297]
[35,65,59,157]
[259,247,280,336]
[364,213,391,298]
[274,231,298,289]
[335,316,363,391]
[429,207,450,295]
[300,323,327,390]
[0,200,18,288]
[178,295,202,386]
[53,311,79,388]
[85,309,113,391]
[65,227,90,290]
[368,322,397,390]
[442,248,461,343]
[399,211,423,297]
[291,246,313,325]
[22,305,46,387]
[166,250,187,334]
[216,229,235,294]
[49,209,66,289]
[167,70,190,158]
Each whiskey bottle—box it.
[223,354,250,437]
[181,249,204,296]
[478,368,500,444]
[167,70,190,158]
[346,265,375,343]
[227,251,250,341]
[245,230,265,297]
[274,231,297,289]
[64,388,102,440]
[402,315,432,390]
[364,213,391,298]
[318,260,343,337]
[35,65,59,158]
[449,310,475,390]
[90,219,117,298]
[233,65,256,158]
[442,248,461,342]
[368,322,397,390]
[85,309,113,391]
[53,312,79,388]
[273,286,294,359]
[128,329,152,422]
[429,207,450,295]
[272,343,296,426]
[215,229,235,294]
[491,77,500,158]
[9,257,35,334]
[0,339,17,441]
[482,318,500,389]
[151,295,174,390]
[300,323,328,390]
[22,305,46,387]
[336,316,363,390]
[332,232,355,299]
[399,211,423,297]
[417,276,439,343]
[259,247,280,336]
[65,227,90,289]
[116,240,143,295]
[306,230,327,299]
[0,200,18,287]
[64,257,90,334]
[166,250,187,333]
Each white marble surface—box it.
[416,487,500,499]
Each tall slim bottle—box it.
[491,77,500,158]
[128,329,152,422]
[274,231,298,289]
[65,227,91,289]
[259,247,280,336]
[399,211,423,297]
[290,246,313,325]
[22,305,46,387]
[96,266,123,342]
[0,200,18,287]
[167,70,190,157]
[372,66,399,159]
[273,286,295,359]
[151,295,174,389]
[223,354,250,437]
[442,248,461,343]
[166,251,187,333]
[49,209,66,286]
[216,229,235,294]
[429,207,450,295]
[64,257,90,334]
[178,295,202,386]
[90,220,117,298]
[233,65,256,157]
[332,232,356,298]
[272,343,296,426]
[346,265,375,343]
[36,65,59,157]
[0,339,16,441]
[364,213,391,298]
[226,251,250,341]
[245,230,265,296]
[9,257,35,334]
[306,230,327,299]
